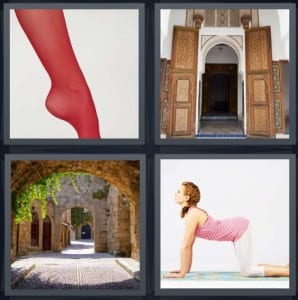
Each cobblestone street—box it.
[11,240,140,290]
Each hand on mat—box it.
[163,271,185,278]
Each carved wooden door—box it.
[167,26,199,137]
[245,26,275,137]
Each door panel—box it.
[245,26,275,137]
[167,26,198,137]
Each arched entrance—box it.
[81,224,91,239]
[42,216,51,250]
[197,38,245,136]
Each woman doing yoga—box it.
[164,181,289,278]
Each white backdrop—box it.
[160,159,290,272]
[10,9,139,139]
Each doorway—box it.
[81,224,91,239]
[42,216,51,250]
[202,64,237,116]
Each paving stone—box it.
[11,240,140,290]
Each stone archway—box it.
[55,181,106,253]
[11,160,140,260]
[11,161,139,206]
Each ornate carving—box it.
[252,107,269,133]
[241,14,252,29]
[160,59,170,134]
[164,62,170,92]
[174,30,196,69]
[217,10,228,27]
[274,99,282,128]
[272,63,281,92]
[161,99,168,130]
[230,10,240,27]
[168,27,198,137]
[176,79,190,102]
[247,30,268,71]
[246,27,274,137]
[205,10,215,27]
[193,14,204,29]
[175,108,189,132]
[272,61,285,133]
[253,79,267,103]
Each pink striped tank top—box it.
[191,207,249,242]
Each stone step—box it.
[11,263,36,288]
[116,258,140,281]
[201,115,238,121]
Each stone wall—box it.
[107,185,131,257]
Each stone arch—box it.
[57,199,106,253]
[200,35,244,74]
[11,160,139,207]
[11,164,140,260]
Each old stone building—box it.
[11,160,140,262]
[160,9,290,138]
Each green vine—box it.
[92,184,110,200]
[12,172,89,224]
[71,207,93,229]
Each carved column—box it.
[240,10,252,30]
[193,11,204,29]
[241,15,252,29]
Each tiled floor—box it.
[198,120,244,135]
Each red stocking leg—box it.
[15,9,101,138]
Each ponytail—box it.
[181,206,190,218]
